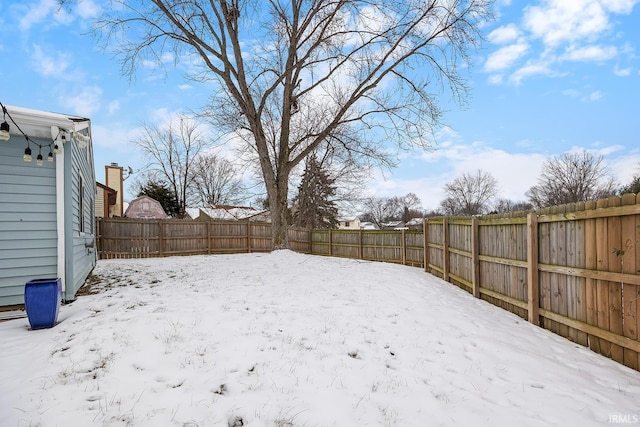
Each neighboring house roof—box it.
[96,182,117,202]
[381,220,405,229]
[360,221,378,230]
[338,216,360,222]
[125,195,167,219]
[406,217,424,227]
[198,205,267,221]
[185,208,201,220]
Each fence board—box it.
[621,193,639,369]
[584,200,599,353]
[596,198,612,356]
[607,196,624,364]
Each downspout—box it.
[53,126,66,293]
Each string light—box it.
[0,101,71,165]
[23,145,32,162]
[36,146,44,166]
[0,105,10,141]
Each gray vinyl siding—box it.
[64,136,97,302]
[0,137,57,306]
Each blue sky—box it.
[1,0,639,212]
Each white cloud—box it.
[108,100,120,114]
[19,0,58,30]
[523,1,610,48]
[510,62,559,84]
[601,0,640,13]
[484,42,529,72]
[581,90,605,102]
[64,85,103,116]
[561,45,617,62]
[562,89,581,98]
[18,0,74,31]
[488,74,504,84]
[613,64,633,76]
[487,24,520,44]
[75,0,101,19]
[581,143,625,156]
[30,45,76,79]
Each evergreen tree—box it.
[619,164,640,195]
[137,180,181,218]
[292,155,339,229]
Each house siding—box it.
[0,137,58,306]
[64,137,97,302]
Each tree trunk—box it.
[270,174,290,250]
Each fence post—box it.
[443,217,450,282]
[402,228,407,265]
[158,219,164,257]
[207,221,212,254]
[471,217,480,298]
[247,222,252,253]
[328,229,333,256]
[423,219,429,272]
[359,229,363,259]
[527,213,540,325]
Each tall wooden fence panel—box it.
[422,195,640,371]
[97,219,278,258]
[309,229,425,267]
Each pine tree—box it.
[292,154,339,229]
[137,180,181,218]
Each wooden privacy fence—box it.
[96,218,311,258]
[96,194,640,371]
[310,229,425,267]
[424,194,640,371]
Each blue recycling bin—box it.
[24,278,62,329]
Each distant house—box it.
[405,218,425,230]
[337,217,361,230]
[359,221,378,230]
[95,182,117,218]
[95,163,125,218]
[189,205,270,222]
[124,195,167,219]
[381,220,406,230]
[0,103,97,307]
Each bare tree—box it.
[619,163,640,195]
[93,0,492,247]
[526,150,617,208]
[493,198,533,214]
[134,115,212,217]
[191,153,245,206]
[360,193,423,226]
[360,197,399,229]
[440,169,498,215]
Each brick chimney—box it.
[105,163,124,217]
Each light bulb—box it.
[48,151,54,162]
[0,121,9,141]
[54,144,59,154]
[23,147,32,162]
[36,153,43,166]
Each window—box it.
[79,174,85,233]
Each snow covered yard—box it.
[1,250,639,427]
